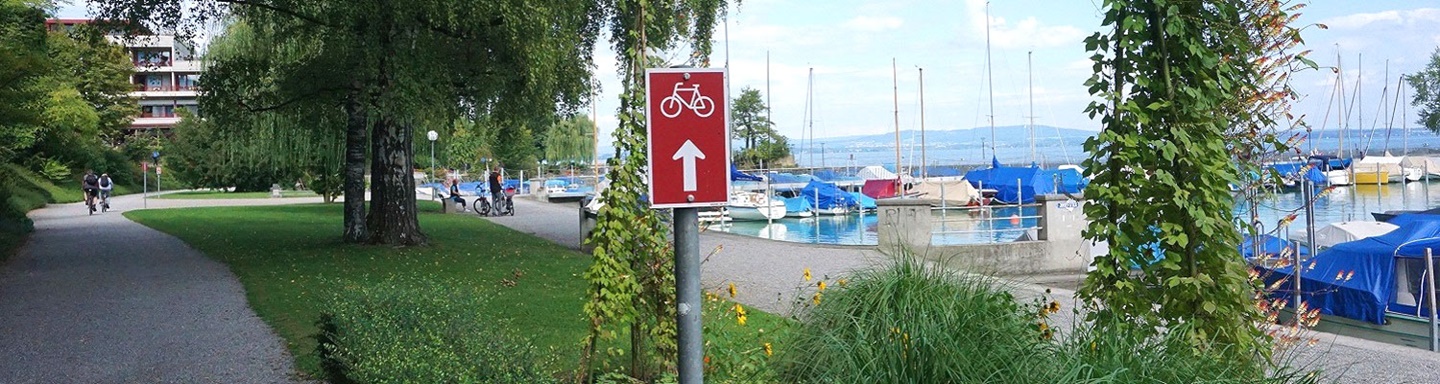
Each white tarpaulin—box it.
[912,179,980,205]
[856,165,898,181]
[1290,221,1399,249]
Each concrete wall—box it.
[877,194,1095,276]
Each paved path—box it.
[0,193,306,383]
[487,196,1440,383]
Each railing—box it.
[930,204,1043,242]
[132,84,197,92]
[133,59,172,67]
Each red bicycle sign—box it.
[659,82,716,118]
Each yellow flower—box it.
[817,281,827,291]
[1048,300,1061,314]
[738,314,748,326]
[837,278,848,287]
[763,342,773,357]
[812,292,822,305]
[803,268,812,281]
[728,282,737,298]
[733,303,746,316]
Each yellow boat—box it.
[1352,169,1389,185]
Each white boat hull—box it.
[1325,170,1352,186]
[726,203,787,221]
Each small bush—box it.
[777,256,1051,383]
[777,254,1318,384]
[316,279,557,384]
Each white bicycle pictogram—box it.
[659,82,716,118]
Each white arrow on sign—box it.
[672,140,706,191]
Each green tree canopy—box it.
[1410,47,1440,133]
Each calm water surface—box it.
[715,180,1440,246]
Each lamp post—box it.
[427,130,438,200]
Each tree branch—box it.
[235,86,352,113]
[216,0,334,29]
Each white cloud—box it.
[963,0,1088,49]
[843,15,905,32]
[1319,8,1440,30]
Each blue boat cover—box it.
[1260,214,1440,324]
[1240,234,1310,259]
[1269,162,1327,185]
[800,180,859,210]
[777,195,812,214]
[964,164,1087,204]
[766,172,816,185]
[849,192,877,210]
[731,165,763,182]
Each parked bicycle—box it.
[472,187,517,217]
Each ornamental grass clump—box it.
[316,278,557,384]
[777,255,1051,383]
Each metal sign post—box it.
[142,162,148,208]
[645,68,729,384]
[1427,247,1438,352]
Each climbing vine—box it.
[1078,0,1313,365]
[581,0,729,381]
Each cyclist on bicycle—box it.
[98,173,114,211]
[81,170,100,213]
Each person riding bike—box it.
[81,170,100,214]
[98,173,114,211]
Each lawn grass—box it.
[126,202,787,380]
[154,190,318,199]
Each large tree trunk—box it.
[365,115,427,246]
[342,88,369,243]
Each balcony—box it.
[132,84,197,92]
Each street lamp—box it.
[427,130,438,200]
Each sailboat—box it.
[962,8,1085,204]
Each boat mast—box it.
[919,67,927,179]
[808,67,815,167]
[1336,48,1345,160]
[985,1,997,161]
[892,58,901,186]
[1028,51,1036,166]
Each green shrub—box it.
[776,253,1318,384]
[316,278,558,384]
[777,255,1051,383]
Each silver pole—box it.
[1302,180,1315,313]
[143,163,148,208]
[430,142,436,201]
[674,207,703,383]
[1427,247,1438,352]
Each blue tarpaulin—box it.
[777,195,812,215]
[964,165,1087,204]
[766,172,816,185]
[849,192,877,210]
[1259,214,1440,324]
[1269,162,1328,185]
[732,165,763,182]
[800,180,859,210]
[1240,234,1310,260]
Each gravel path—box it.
[488,196,1440,383]
[0,193,303,383]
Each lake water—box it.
[714,179,1440,246]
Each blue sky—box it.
[59,1,1440,142]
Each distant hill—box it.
[793,125,1097,150]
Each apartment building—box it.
[46,19,200,131]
